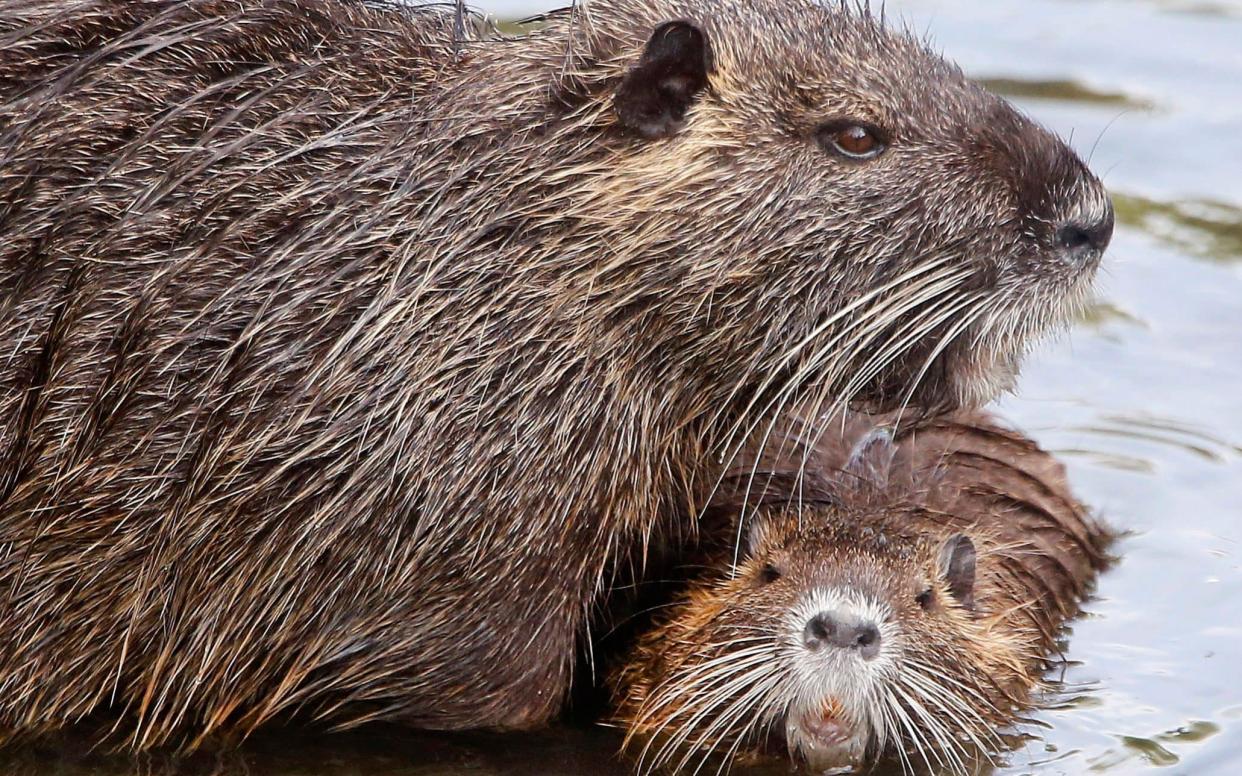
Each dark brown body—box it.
[0,0,1109,749]
[612,412,1112,771]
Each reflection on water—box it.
[898,15,1242,771]
[978,78,1157,111]
[1065,414,1242,463]
[9,0,1242,773]
[1082,719,1223,772]
[1113,194,1242,264]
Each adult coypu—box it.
[611,412,1113,773]
[0,0,1111,749]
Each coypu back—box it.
[613,412,1113,771]
[895,414,1112,635]
[2,0,1109,750]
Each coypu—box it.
[0,0,1111,749]
[611,412,1113,773]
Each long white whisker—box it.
[892,679,968,774]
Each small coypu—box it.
[611,412,1112,773]
[1,0,1110,748]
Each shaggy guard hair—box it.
[1,0,1106,749]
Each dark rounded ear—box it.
[614,20,714,139]
[937,533,977,610]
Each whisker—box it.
[643,661,780,773]
[717,263,975,566]
[891,679,968,774]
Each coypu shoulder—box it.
[3,0,1109,748]
[610,411,1113,772]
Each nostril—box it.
[802,613,833,651]
[1055,209,1114,260]
[854,623,881,661]
[1055,223,1093,252]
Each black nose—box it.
[1054,206,1114,263]
[802,611,881,661]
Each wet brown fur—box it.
[611,411,1113,771]
[1,0,1107,750]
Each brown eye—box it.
[915,587,935,611]
[818,122,887,160]
[759,563,782,585]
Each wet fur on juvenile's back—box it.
[2,0,1107,749]
[611,412,1113,771]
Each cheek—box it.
[700,608,783,653]
[721,585,803,628]
[894,620,959,668]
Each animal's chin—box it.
[847,313,1044,416]
[784,702,869,773]
[846,271,1093,416]
[946,344,1022,409]
[943,274,1097,409]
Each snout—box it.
[983,104,1114,274]
[781,590,895,769]
[1029,151,1114,273]
[802,609,882,661]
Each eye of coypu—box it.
[758,562,783,585]
[816,121,888,160]
[915,586,936,611]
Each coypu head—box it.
[612,509,1033,774]
[546,0,1112,415]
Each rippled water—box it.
[6,0,1240,774]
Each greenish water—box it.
[5,0,1241,774]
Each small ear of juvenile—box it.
[937,533,977,610]
[614,20,714,139]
